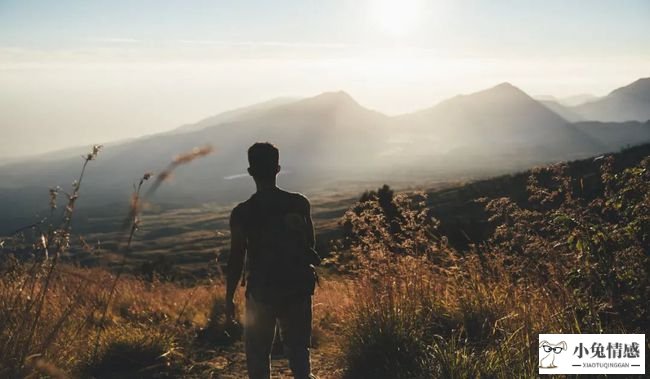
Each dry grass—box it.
[329,153,648,378]
[0,247,637,378]
[1,146,646,378]
[0,263,231,377]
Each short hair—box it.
[248,142,279,180]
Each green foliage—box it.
[334,185,441,273]
[486,155,649,332]
[339,151,649,378]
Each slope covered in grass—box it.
[1,144,648,378]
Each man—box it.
[226,142,319,379]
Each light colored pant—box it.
[245,294,314,379]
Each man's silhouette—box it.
[226,142,319,379]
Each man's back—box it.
[233,188,309,228]
[231,188,315,303]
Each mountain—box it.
[0,91,394,232]
[171,97,299,134]
[558,93,600,107]
[575,120,650,151]
[2,82,649,233]
[535,93,599,107]
[539,100,585,122]
[395,82,602,165]
[573,78,650,122]
[535,94,599,122]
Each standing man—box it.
[226,142,319,379]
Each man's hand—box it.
[225,298,236,322]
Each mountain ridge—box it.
[572,77,650,122]
[7,78,649,167]
[1,79,649,232]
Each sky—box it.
[1,0,649,159]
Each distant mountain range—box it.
[540,78,650,123]
[396,83,599,164]
[1,77,649,232]
[573,78,650,122]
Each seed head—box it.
[172,145,214,165]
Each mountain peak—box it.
[609,77,650,99]
[486,82,529,97]
[288,90,364,112]
[443,82,533,105]
[310,90,358,105]
[494,82,517,89]
[626,77,650,87]
[573,77,650,122]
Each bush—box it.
[485,155,650,331]
[335,155,650,378]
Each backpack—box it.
[243,193,320,303]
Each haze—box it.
[1,0,649,159]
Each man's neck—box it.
[255,180,278,193]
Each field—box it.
[1,144,648,378]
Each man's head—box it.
[247,142,280,181]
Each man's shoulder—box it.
[288,190,309,201]
[231,199,250,212]
[230,197,254,225]
[281,190,310,207]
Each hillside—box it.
[42,144,650,281]
[396,82,602,162]
[171,97,300,134]
[423,142,650,249]
[0,91,393,232]
[2,141,648,379]
[2,81,650,233]
[539,99,585,122]
[573,77,650,122]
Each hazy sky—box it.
[1,0,649,159]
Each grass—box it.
[336,150,648,378]
[82,326,180,379]
[0,262,224,377]
[1,144,648,378]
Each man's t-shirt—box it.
[230,187,313,302]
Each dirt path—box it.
[190,342,343,378]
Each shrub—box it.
[485,155,649,331]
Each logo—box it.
[538,334,645,375]
[539,340,567,368]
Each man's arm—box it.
[304,198,315,249]
[226,207,245,320]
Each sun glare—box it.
[371,0,422,37]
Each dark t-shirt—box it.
[230,187,313,301]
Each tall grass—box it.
[339,251,567,379]
[0,145,218,378]
[0,146,646,378]
[0,145,102,377]
[335,153,648,378]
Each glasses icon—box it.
[543,346,564,354]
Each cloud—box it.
[176,39,350,49]
[87,37,141,44]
